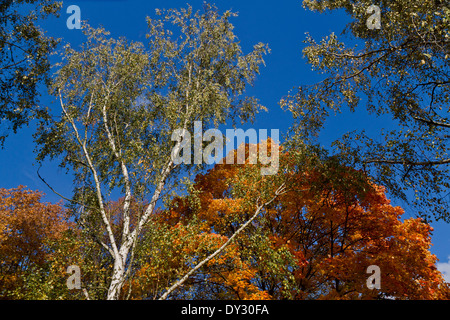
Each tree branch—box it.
[59,89,120,259]
[101,99,132,247]
[364,158,450,166]
[412,115,450,128]
[158,183,287,300]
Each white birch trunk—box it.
[107,258,126,300]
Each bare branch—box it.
[412,115,450,128]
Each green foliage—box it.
[0,0,61,146]
[282,0,450,222]
[9,227,113,300]
[35,3,269,208]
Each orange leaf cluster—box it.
[0,186,70,298]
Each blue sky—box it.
[1,0,450,281]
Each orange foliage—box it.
[0,186,70,298]
[160,143,449,300]
[121,141,449,300]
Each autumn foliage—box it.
[1,142,449,300]
[0,186,70,299]
[129,141,449,299]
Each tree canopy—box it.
[282,0,450,222]
[0,0,61,146]
[0,186,69,299]
[138,143,449,299]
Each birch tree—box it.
[35,4,269,300]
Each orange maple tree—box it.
[0,186,70,299]
[131,141,449,300]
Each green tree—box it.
[35,4,269,299]
[281,0,450,221]
[0,0,61,146]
